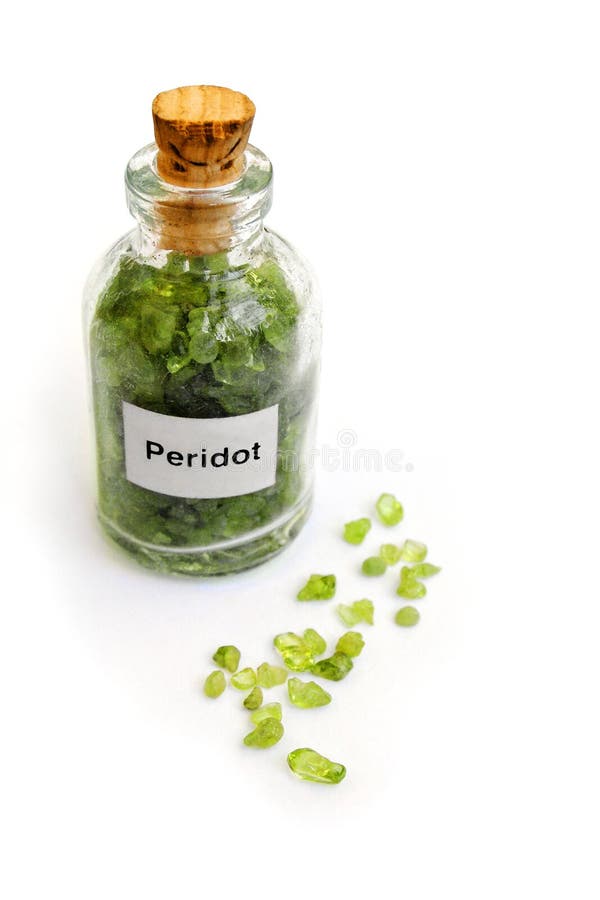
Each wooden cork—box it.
[152,85,256,188]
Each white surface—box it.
[3,2,600,898]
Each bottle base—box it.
[98,492,313,576]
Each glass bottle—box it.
[84,86,320,575]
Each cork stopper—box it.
[152,85,256,188]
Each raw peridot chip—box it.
[303,628,327,656]
[243,718,284,749]
[343,518,371,545]
[287,748,346,784]
[361,556,387,576]
[335,631,365,658]
[273,632,315,671]
[212,645,241,673]
[410,562,441,578]
[398,540,428,563]
[243,687,263,710]
[256,662,288,688]
[203,670,226,698]
[310,651,353,682]
[287,677,332,708]
[375,493,404,526]
[337,599,374,627]
[380,544,402,565]
[251,702,282,725]
[297,574,336,601]
[396,567,427,600]
[230,667,257,690]
[395,606,421,627]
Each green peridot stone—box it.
[380,543,402,565]
[297,574,336,601]
[410,562,441,578]
[395,606,421,627]
[212,645,241,673]
[256,662,288,688]
[343,518,371,545]
[398,540,428,563]
[303,628,327,656]
[361,556,387,576]
[250,702,282,725]
[396,567,427,600]
[287,677,332,708]
[273,632,315,671]
[203,670,226,698]
[335,631,365,657]
[230,667,257,690]
[337,599,374,627]
[310,652,353,682]
[243,717,284,749]
[243,686,263,710]
[376,493,404,526]
[287,748,346,784]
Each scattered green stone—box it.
[303,628,327,656]
[243,686,263,710]
[376,493,404,526]
[273,632,315,671]
[395,606,421,627]
[337,599,374,627]
[212,645,241,673]
[398,540,428,563]
[380,543,402,565]
[410,562,441,578]
[288,677,332,708]
[343,518,371,545]
[310,651,353,681]
[361,556,387,576]
[230,667,257,690]
[251,702,282,725]
[287,748,346,785]
[243,718,284,749]
[297,574,337,601]
[396,567,427,600]
[203,670,226,699]
[335,631,365,658]
[256,662,288,688]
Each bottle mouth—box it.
[125,143,273,254]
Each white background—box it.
[3,1,600,898]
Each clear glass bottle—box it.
[84,86,320,575]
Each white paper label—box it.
[122,401,279,499]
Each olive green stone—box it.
[380,543,402,565]
[361,556,387,576]
[343,518,371,545]
[243,718,284,749]
[212,645,241,673]
[303,628,327,656]
[335,631,365,658]
[287,748,346,784]
[297,574,336,601]
[375,493,404,526]
[256,662,288,688]
[287,677,332,708]
[396,567,427,600]
[273,632,315,671]
[310,652,353,682]
[395,606,421,627]
[250,702,282,725]
[243,686,263,710]
[410,562,441,578]
[230,667,257,690]
[337,599,374,627]
[203,670,226,698]
[398,540,428,563]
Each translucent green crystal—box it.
[256,662,288,688]
[287,748,346,784]
[203,670,226,698]
[273,632,315,671]
[396,567,427,600]
[361,556,387,576]
[380,543,402,565]
[212,645,241,673]
[410,562,441,578]
[297,574,337,601]
[343,518,371,545]
[375,493,404,526]
[287,677,332,708]
[230,667,257,690]
[243,718,284,748]
[243,686,263,710]
[337,599,374,627]
[395,606,421,627]
[303,628,327,656]
[335,631,365,657]
[310,652,353,681]
[398,540,428,563]
[250,702,282,725]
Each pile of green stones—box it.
[203,492,441,785]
